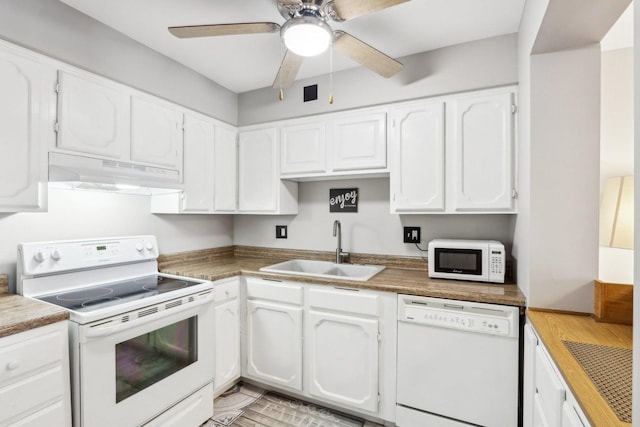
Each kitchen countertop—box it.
[158,249,526,307]
[527,309,632,426]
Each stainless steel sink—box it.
[259,259,385,282]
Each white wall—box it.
[238,34,518,125]
[600,47,634,284]
[633,2,640,423]
[0,188,233,290]
[234,178,514,257]
[0,0,238,125]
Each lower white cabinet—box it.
[306,289,380,413]
[245,279,303,391]
[241,278,397,423]
[214,279,241,397]
[524,323,589,427]
[0,321,71,426]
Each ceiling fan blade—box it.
[328,0,409,21]
[272,50,304,89]
[278,0,302,5]
[168,22,280,39]
[332,31,403,78]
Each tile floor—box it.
[202,383,382,427]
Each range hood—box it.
[49,152,183,195]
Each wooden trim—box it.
[527,307,591,316]
[0,275,7,294]
[593,280,633,325]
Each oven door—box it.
[76,292,214,427]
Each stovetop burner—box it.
[38,274,204,313]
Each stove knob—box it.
[51,248,62,261]
[135,243,144,252]
[33,250,47,263]
[145,241,154,251]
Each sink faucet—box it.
[332,220,349,264]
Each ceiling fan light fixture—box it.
[281,16,332,57]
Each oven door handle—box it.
[82,294,213,339]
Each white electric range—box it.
[17,235,215,427]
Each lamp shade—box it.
[281,16,332,57]
[599,176,634,249]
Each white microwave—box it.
[428,239,506,284]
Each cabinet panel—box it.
[453,91,514,211]
[307,310,379,412]
[534,345,565,427]
[214,298,241,395]
[523,324,538,427]
[181,113,214,212]
[130,95,182,169]
[213,125,238,212]
[332,112,386,171]
[562,401,585,427]
[238,128,278,212]
[390,102,445,212]
[281,121,326,174]
[56,70,128,159]
[246,299,303,390]
[0,46,48,212]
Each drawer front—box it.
[214,280,240,303]
[308,287,379,316]
[246,278,303,305]
[0,365,66,424]
[0,326,64,383]
[9,399,67,427]
[534,346,565,427]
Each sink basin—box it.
[259,259,385,282]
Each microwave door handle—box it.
[82,293,213,340]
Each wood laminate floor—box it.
[202,383,382,427]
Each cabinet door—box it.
[534,346,565,427]
[130,95,182,169]
[181,113,214,212]
[307,310,379,413]
[562,402,586,427]
[452,91,515,211]
[281,120,326,175]
[246,299,302,391]
[238,127,278,212]
[56,70,128,159]
[390,102,445,212]
[214,298,240,395]
[332,112,386,171]
[213,125,238,212]
[523,324,539,427]
[0,46,48,212]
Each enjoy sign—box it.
[329,188,358,212]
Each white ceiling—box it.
[601,2,634,51]
[58,0,526,93]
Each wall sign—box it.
[329,188,358,213]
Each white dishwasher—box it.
[396,294,520,427]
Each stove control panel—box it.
[19,235,159,276]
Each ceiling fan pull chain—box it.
[278,38,284,101]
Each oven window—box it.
[116,317,197,403]
[434,249,482,275]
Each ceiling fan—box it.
[168,0,408,90]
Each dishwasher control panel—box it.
[398,295,519,338]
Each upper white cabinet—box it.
[213,125,238,212]
[0,42,52,212]
[55,69,184,176]
[452,90,515,212]
[332,111,386,171]
[238,126,298,214]
[390,101,445,212]
[130,94,182,170]
[279,109,388,180]
[280,120,327,175]
[151,115,238,214]
[389,86,517,214]
[56,70,129,160]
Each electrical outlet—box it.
[404,227,420,243]
[276,225,287,239]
